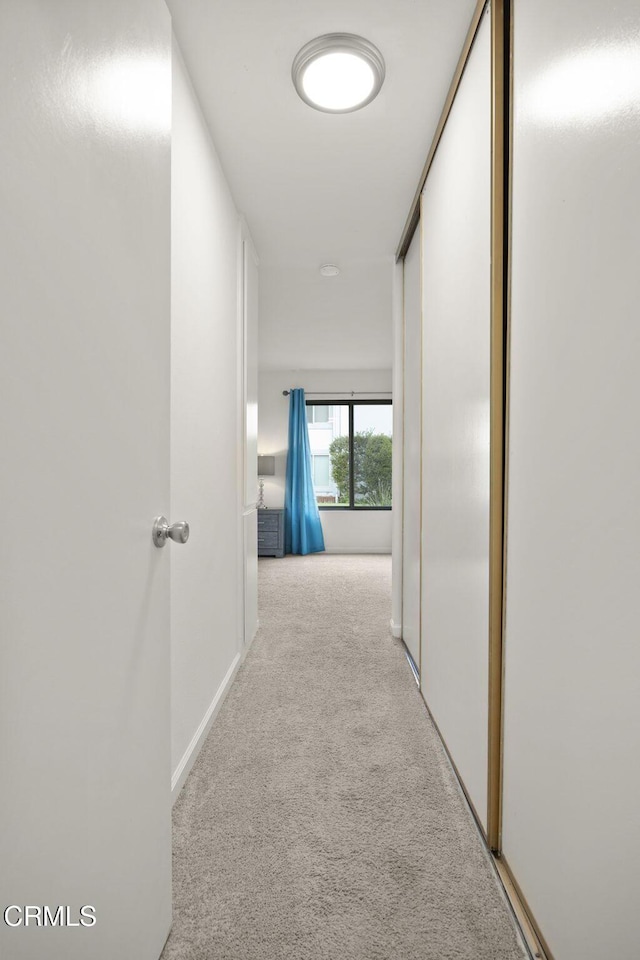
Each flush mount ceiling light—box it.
[292,34,385,113]
[320,263,340,277]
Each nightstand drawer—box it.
[258,531,279,547]
[257,513,280,531]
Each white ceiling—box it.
[166,0,477,370]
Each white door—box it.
[0,2,172,959]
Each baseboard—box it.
[171,652,241,802]
[390,618,402,638]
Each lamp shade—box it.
[257,455,275,477]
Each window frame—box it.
[305,398,392,511]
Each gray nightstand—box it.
[257,508,284,558]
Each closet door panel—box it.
[402,227,422,666]
[420,8,491,828]
[502,1,640,957]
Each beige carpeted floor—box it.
[162,554,527,960]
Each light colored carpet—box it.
[162,554,526,960]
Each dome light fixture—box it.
[320,264,340,277]
[292,34,385,113]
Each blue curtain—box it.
[284,389,325,555]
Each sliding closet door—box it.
[420,7,491,828]
[502,1,640,957]
[402,227,421,667]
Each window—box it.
[306,399,392,509]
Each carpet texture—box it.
[162,554,526,960]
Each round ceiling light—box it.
[292,34,385,113]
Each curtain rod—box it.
[282,390,392,397]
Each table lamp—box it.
[257,455,275,509]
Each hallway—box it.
[1,1,638,957]
[162,556,525,960]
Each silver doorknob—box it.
[152,516,190,548]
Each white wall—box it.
[240,226,259,648]
[170,39,244,795]
[258,368,393,554]
[502,2,640,958]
